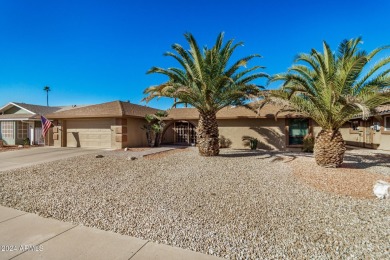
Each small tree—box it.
[142,111,168,147]
[43,86,51,106]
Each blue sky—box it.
[0,0,389,109]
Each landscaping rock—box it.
[0,148,389,259]
[373,180,390,199]
[95,155,104,158]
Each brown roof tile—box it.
[12,102,63,115]
[375,105,390,115]
[47,101,160,119]
[121,102,161,118]
[165,103,302,120]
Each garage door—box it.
[67,119,112,148]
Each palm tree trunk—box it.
[197,111,219,156]
[314,129,346,168]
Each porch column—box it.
[28,122,34,145]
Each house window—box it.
[350,120,360,131]
[17,121,28,139]
[288,118,309,145]
[385,116,390,131]
[0,121,14,138]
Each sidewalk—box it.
[0,206,221,260]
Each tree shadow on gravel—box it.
[342,152,390,170]
[219,149,316,163]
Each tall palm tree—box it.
[144,32,267,156]
[269,37,390,167]
[43,86,51,106]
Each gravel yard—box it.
[0,147,389,259]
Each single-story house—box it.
[162,105,321,150]
[339,105,390,150]
[2,100,389,151]
[0,102,65,145]
[46,100,320,151]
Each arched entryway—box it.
[162,121,197,146]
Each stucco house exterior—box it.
[0,102,63,145]
[162,104,316,150]
[46,100,317,151]
[2,100,389,151]
[46,100,159,149]
[339,105,390,151]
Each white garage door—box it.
[67,119,112,148]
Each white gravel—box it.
[0,148,389,259]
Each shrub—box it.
[219,135,232,148]
[242,136,259,150]
[23,138,30,146]
[302,133,314,153]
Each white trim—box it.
[9,102,35,114]
[0,102,35,115]
[0,118,30,121]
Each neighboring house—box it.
[339,105,390,150]
[0,102,63,145]
[46,100,159,149]
[161,104,318,151]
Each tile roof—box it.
[0,102,64,120]
[47,100,160,119]
[12,102,63,115]
[165,103,302,120]
[375,105,390,115]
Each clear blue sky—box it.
[0,0,389,109]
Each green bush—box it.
[302,133,314,153]
[23,138,30,146]
[242,136,259,150]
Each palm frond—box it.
[267,37,390,130]
[144,33,267,113]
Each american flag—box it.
[40,115,52,137]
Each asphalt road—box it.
[0,147,101,172]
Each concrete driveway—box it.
[0,147,101,172]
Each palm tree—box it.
[43,86,51,106]
[144,32,267,156]
[142,111,168,147]
[269,37,390,167]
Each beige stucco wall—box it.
[339,117,390,151]
[217,119,285,150]
[126,118,149,147]
[162,123,175,144]
[339,122,365,147]
[378,131,390,150]
[311,121,322,138]
[53,126,61,147]
[162,118,286,150]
